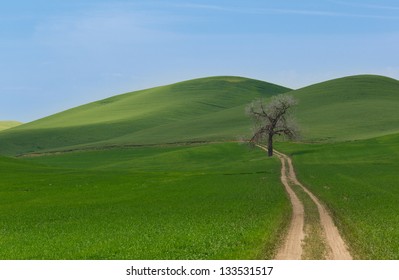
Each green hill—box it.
[0,121,22,131]
[1,74,398,156]
[0,76,291,156]
[292,75,399,141]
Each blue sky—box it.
[1,0,398,122]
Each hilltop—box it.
[292,75,399,141]
[0,121,22,131]
[0,76,290,155]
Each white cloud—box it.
[328,0,399,11]
[173,3,225,10]
[174,2,399,20]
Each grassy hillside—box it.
[0,143,289,259]
[0,121,22,131]
[293,75,399,141]
[0,76,290,156]
[1,74,398,156]
[277,133,399,259]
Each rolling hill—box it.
[293,75,399,141]
[0,76,291,156]
[0,121,22,131]
[0,74,398,156]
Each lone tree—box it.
[246,94,299,157]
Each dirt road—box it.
[257,145,352,260]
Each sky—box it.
[1,0,398,122]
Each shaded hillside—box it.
[0,76,290,155]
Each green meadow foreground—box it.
[0,143,289,259]
[277,133,399,259]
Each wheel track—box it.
[257,145,304,259]
[257,145,352,260]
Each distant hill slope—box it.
[293,75,399,141]
[0,76,291,155]
[1,75,398,156]
[0,121,22,131]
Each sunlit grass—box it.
[0,143,289,259]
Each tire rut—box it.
[257,145,304,259]
[257,145,352,260]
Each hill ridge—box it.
[297,74,399,91]
[0,76,290,155]
[1,74,399,156]
[292,74,399,141]
[0,121,23,132]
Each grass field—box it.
[1,74,398,260]
[277,133,399,259]
[0,121,21,131]
[0,143,289,259]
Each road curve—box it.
[257,144,352,260]
[257,145,304,259]
[274,150,352,260]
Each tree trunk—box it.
[267,133,273,157]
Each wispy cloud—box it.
[1,86,38,91]
[256,8,399,19]
[174,3,227,11]
[328,0,399,11]
[175,2,399,20]
[32,8,176,50]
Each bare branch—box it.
[246,94,299,156]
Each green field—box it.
[0,74,398,260]
[0,121,22,131]
[277,133,399,259]
[0,143,289,259]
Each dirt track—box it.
[257,145,352,260]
